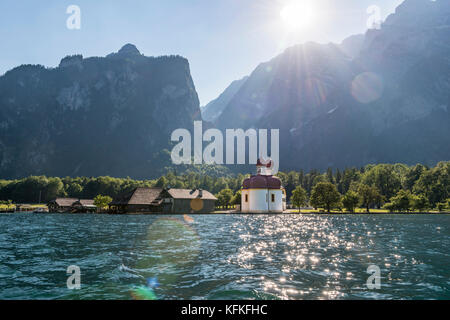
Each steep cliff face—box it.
[201,76,248,122]
[0,44,201,178]
[338,34,365,59]
[216,42,356,130]
[212,0,450,171]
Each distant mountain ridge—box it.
[210,0,450,171]
[0,0,448,179]
[201,76,248,122]
[0,44,201,178]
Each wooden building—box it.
[47,198,78,213]
[158,188,217,214]
[72,199,97,213]
[109,187,217,214]
[109,188,163,214]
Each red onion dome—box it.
[242,175,281,189]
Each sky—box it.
[0,0,404,105]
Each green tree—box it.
[94,195,113,210]
[340,168,361,194]
[216,189,233,209]
[358,184,382,213]
[155,176,168,188]
[326,168,334,184]
[411,194,430,212]
[388,190,414,212]
[404,164,427,191]
[290,186,308,211]
[44,177,65,202]
[231,190,242,206]
[436,201,448,212]
[361,164,402,200]
[382,202,396,212]
[66,183,83,198]
[342,190,359,213]
[413,162,449,206]
[310,182,341,212]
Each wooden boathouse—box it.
[109,187,217,214]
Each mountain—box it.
[216,41,355,130]
[0,44,201,179]
[338,34,365,59]
[201,76,248,122]
[213,0,450,171]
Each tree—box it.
[387,190,414,212]
[341,168,361,194]
[342,191,359,213]
[411,194,430,212]
[404,164,427,191]
[382,202,396,212]
[44,177,65,202]
[290,186,308,211]
[310,182,341,212]
[216,189,233,209]
[358,184,382,213]
[155,176,168,188]
[413,162,449,206]
[231,190,241,206]
[326,168,334,184]
[436,201,448,212]
[361,164,402,200]
[94,195,113,210]
[66,182,83,198]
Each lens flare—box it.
[130,286,157,300]
[351,72,384,104]
[190,198,204,212]
[184,214,195,223]
[136,218,201,270]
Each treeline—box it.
[282,161,450,211]
[0,162,448,211]
[0,173,242,204]
[214,162,450,212]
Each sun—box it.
[280,2,316,31]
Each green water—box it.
[0,213,448,299]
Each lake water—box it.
[0,213,448,300]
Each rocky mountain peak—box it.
[384,0,445,28]
[210,0,450,171]
[118,43,141,56]
[59,54,83,68]
[0,43,201,179]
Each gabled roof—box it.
[50,198,78,207]
[110,187,163,205]
[73,199,96,207]
[166,189,217,201]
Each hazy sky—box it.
[0,0,404,105]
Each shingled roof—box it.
[50,198,78,207]
[73,199,96,207]
[110,187,163,205]
[166,189,217,201]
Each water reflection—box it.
[0,213,448,299]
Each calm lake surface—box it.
[0,213,449,300]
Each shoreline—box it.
[1,211,449,215]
